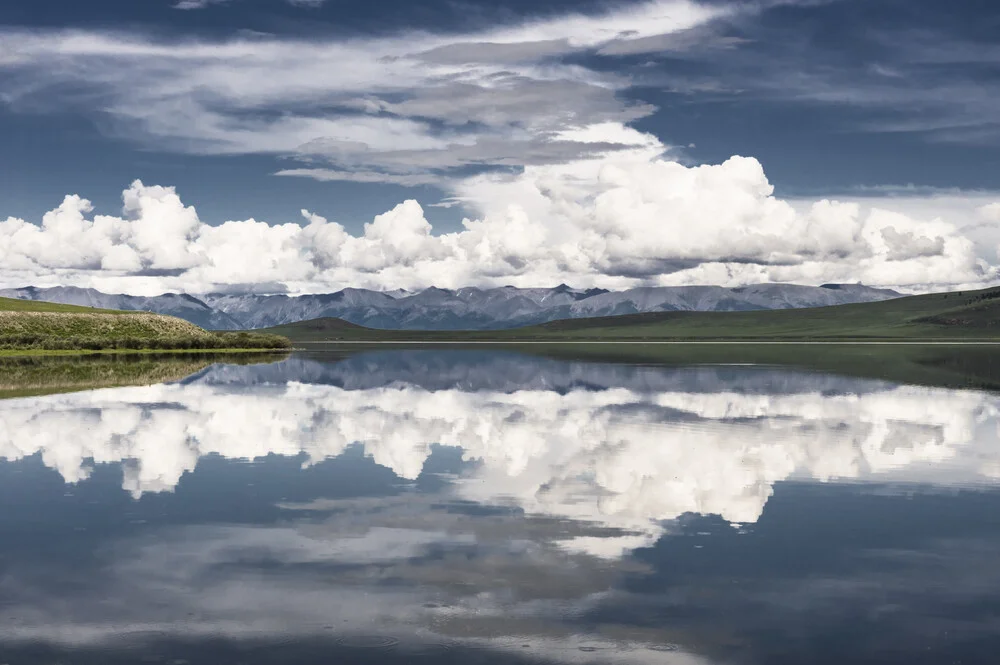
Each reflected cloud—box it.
[3,354,1000,663]
[2,359,999,556]
[0,491,713,663]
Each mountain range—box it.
[0,283,901,330]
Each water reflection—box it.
[1,351,1000,664]
[3,354,997,534]
[0,352,288,399]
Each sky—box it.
[1,0,999,295]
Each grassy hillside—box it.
[0,296,290,352]
[263,286,1000,342]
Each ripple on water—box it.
[334,634,401,650]
[109,629,172,646]
[397,640,457,657]
[437,636,526,651]
[648,643,680,652]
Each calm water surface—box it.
[1,350,1000,664]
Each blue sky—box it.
[1,0,999,294]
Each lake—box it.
[1,349,1000,664]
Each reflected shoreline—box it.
[296,342,1000,393]
[0,352,290,399]
[4,341,1000,400]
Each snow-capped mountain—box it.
[0,283,901,330]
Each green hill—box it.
[0,296,290,354]
[263,286,1000,342]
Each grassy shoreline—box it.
[0,347,294,358]
[0,296,291,354]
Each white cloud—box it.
[0,134,990,293]
[980,202,1000,223]
[789,191,1000,281]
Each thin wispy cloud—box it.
[173,0,326,9]
[0,1,723,184]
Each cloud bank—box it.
[1,140,994,294]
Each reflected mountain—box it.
[2,351,1000,664]
[198,349,905,394]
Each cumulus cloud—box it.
[980,202,1000,223]
[0,133,989,293]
